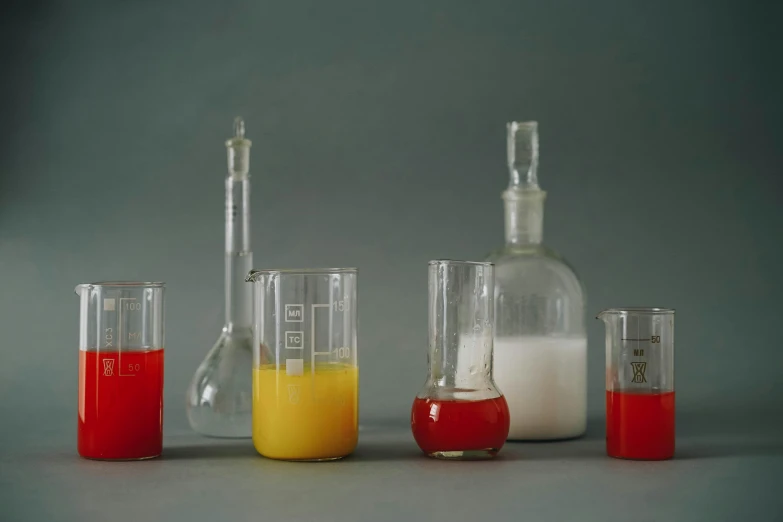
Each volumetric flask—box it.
[246,268,358,461]
[411,260,510,460]
[75,282,165,460]
[598,308,675,460]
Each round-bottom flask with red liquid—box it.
[412,260,510,460]
[412,395,509,459]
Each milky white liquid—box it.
[493,336,587,440]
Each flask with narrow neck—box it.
[186,118,254,438]
[485,121,587,440]
[411,260,510,460]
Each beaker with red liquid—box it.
[411,260,510,460]
[76,282,165,460]
[598,308,675,460]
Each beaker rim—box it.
[78,281,165,288]
[428,259,495,267]
[246,267,357,279]
[599,307,675,315]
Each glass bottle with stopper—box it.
[186,117,254,438]
[485,121,587,441]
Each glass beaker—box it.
[245,268,358,461]
[598,308,675,460]
[75,281,165,460]
[411,260,510,460]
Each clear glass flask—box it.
[485,121,587,441]
[186,118,254,438]
[598,308,675,460]
[411,260,510,460]
[75,281,165,460]
[245,267,359,461]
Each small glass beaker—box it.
[598,308,675,460]
[75,281,165,460]
[411,260,510,460]
[246,268,358,461]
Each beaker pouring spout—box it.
[597,309,613,322]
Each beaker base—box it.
[427,449,499,460]
[607,453,674,461]
[262,454,349,462]
[79,454,160,462]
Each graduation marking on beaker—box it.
[311,304,332,356]
[117,298,138,377]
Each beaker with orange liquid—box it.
[246,268,358,461]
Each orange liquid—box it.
[78,349,164,460]
[253,364,358,460]
[411,396,510,455]
[606,390,675,460]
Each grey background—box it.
[1,1,781,520]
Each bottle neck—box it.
[225,176,253,329]
[503,188,546,246]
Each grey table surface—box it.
[3,411,781,522]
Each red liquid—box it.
[411,396,510,456]
[606,390,675,460]
[78,349,164,460]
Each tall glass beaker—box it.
[411,260,509,460]
[75,281,165,460]
[598,308,675,460]
[246,268,358,461]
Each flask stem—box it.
[224,118,253,329]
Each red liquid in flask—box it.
[411,396,510,457]
[78,349,164,460]
[606,390,675,460]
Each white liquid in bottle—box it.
[492,336,587,440]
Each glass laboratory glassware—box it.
[75,281,165,460]
[598,308,675,460]
[411,260,510,460]
[485,121,587,441]
[186,118,254,438]
[245,267,359,461]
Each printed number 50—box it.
[128,364,141,372]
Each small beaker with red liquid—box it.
[411,260,510,460]
[75,282,165,460]
[598,308,675,460]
